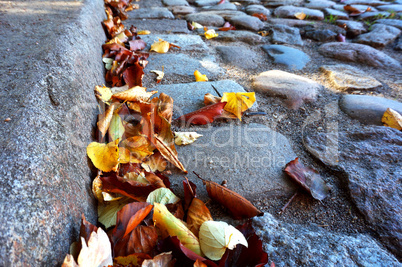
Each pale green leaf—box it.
[146,188,180,205]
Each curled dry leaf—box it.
[94,85,112,102]
[97,102,118,137]
[221,92,256,120]
[123,62,145,88]
[174,132,203,146]
[258,31,269,37]
[183,178,197,211]
[112,86,157,102]
[218,22,236,31]
[150,69,164,83]
[153,203,202,256]
[156,93,174,123]
[176,102,226,125]
[187,198,213,236]
[121,135,154,161]
[197,174,263,219]
[194,70,208,82]
[199,221,247,261]
[87,139,119,172]
[382,108,402,131]
[204,29,218,39]
[204,93,221,106]
[284,157,330,201]
[194,259,208,267]
[141,252,175,267]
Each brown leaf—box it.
[343,4,367,16]
[176,102,226,125]
[123,62,144,87]
[157,93,174,123]
[218,220,268,267]
[183,178,197,211]
[129,39,147,51]
[187,198,213,236]
[112,86,157,103]
[217,22,236,31]
[115,225,158,257]
[284,157,330,201]
[80,214,98,246]
[194,259,208,267]
[196,174,263,219]
[101,174,162,201]
[114,253,152,266]
[124,205,154,238]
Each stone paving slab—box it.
[140,34,209,52]
[169,123,298,201]
[150,80,255,117]
[144,53,225,84]
[128,7,175,19]
[125,19,190,34]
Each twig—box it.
[278,192,298,215]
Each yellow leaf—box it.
[92,174,104,202]
[121,136,154,161]
[382,108,402,130]
[204,29,218,39]
[94,85,112,102]
[221,92,256,120]
[174,132,203,146]
[105,36,124,46]
[87,140,119,172]
[258,31,269,37]
[295,12,306,20]
[194,70,208,82]
[153,203,201,256]
[150,39,171,53]
[119,147,142,164]
[199,221,247,261]
[112,86,157,102]
[137,30,151,35]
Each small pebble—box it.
[4,118,11,122]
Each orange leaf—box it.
[252,13,267,21]
[124,204,153,237]
[194,259,208,267]
[196,173,263,219]
[187,198,213,236]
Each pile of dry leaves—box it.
[62,0,268,266]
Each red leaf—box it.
[218,220,268,267]
[284,158,330,201]
[80,214,98,245]
[218,22,236,31]
[129,39,147,51]
[196,173,263,219]
[123,62,144,87]
[177,102,226,125]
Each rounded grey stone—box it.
[262,44,311,70]
[185,13,225,26]
[318,42,401,68]
[245,4,272,16]
[270,24,304,45]
[216,45,261,69]
[353,24,401,48]
[228,15,265,31]
[274,5,325,20]
[252,70,319,108]
[339,94,402,125]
